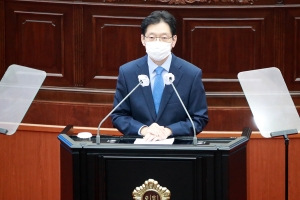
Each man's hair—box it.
[141,10,177,36]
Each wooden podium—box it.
[58,125,249,200]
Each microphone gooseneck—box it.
[164,73,197,146]
[96,75,149,145]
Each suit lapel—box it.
[135,56,157,121]
[156,55,183,121]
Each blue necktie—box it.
[153,66,164,114]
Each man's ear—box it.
[171,35,177,48]
[141,34,146,46]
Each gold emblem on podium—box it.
[132,179,171,200]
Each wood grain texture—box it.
[5,1,74,86]
[284,7,300,90]
[21,99,300,132]
[0,1,4,77]
[78,0,277,5]
[83,7,146,88]
[289,138,300,199]
[22,100,114,128]
[247,139,285,200]
[0,126,60,200]
[247,137,300,200]
[21,100,259,131]
[274,8,285,73]
[3,2,300,94]
[73,5,84,87]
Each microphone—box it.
[96,75,149,145]
[163,73,198,146]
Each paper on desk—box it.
[134,138,174,145]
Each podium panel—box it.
[58,125,248,200]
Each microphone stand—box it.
[170,83,197,146]
[270,129,298,200]
[96,76,149,145]
[164,73,197,146]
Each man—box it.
[111,10,208,141]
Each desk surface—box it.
[18,123,300,139]
[58,125,249,151]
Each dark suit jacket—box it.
[111,54,209,136]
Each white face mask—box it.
[145,41,172,61]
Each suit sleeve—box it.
[166,69,209,136]
[110,67,145,135]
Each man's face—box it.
[141,21,177,48]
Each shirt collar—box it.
[147,54,172,73]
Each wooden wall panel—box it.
[274,8,285,74]
[81,0,277,5]
[0,1,4,77]
[184,21,256,75]
[247,138,285,200]
[21,94,300,131]
[22,101,114,128]
[21,100,260,131]
[286,0,300,4]
[0,126,60,200]
[285,7,300,90]
[5,2,74,86]
[247,137,300,200]
[73,5,84,87]
[289,136,300,199]
[16,12,62,71]
[83,7,146,88]
[181,9,275,92]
